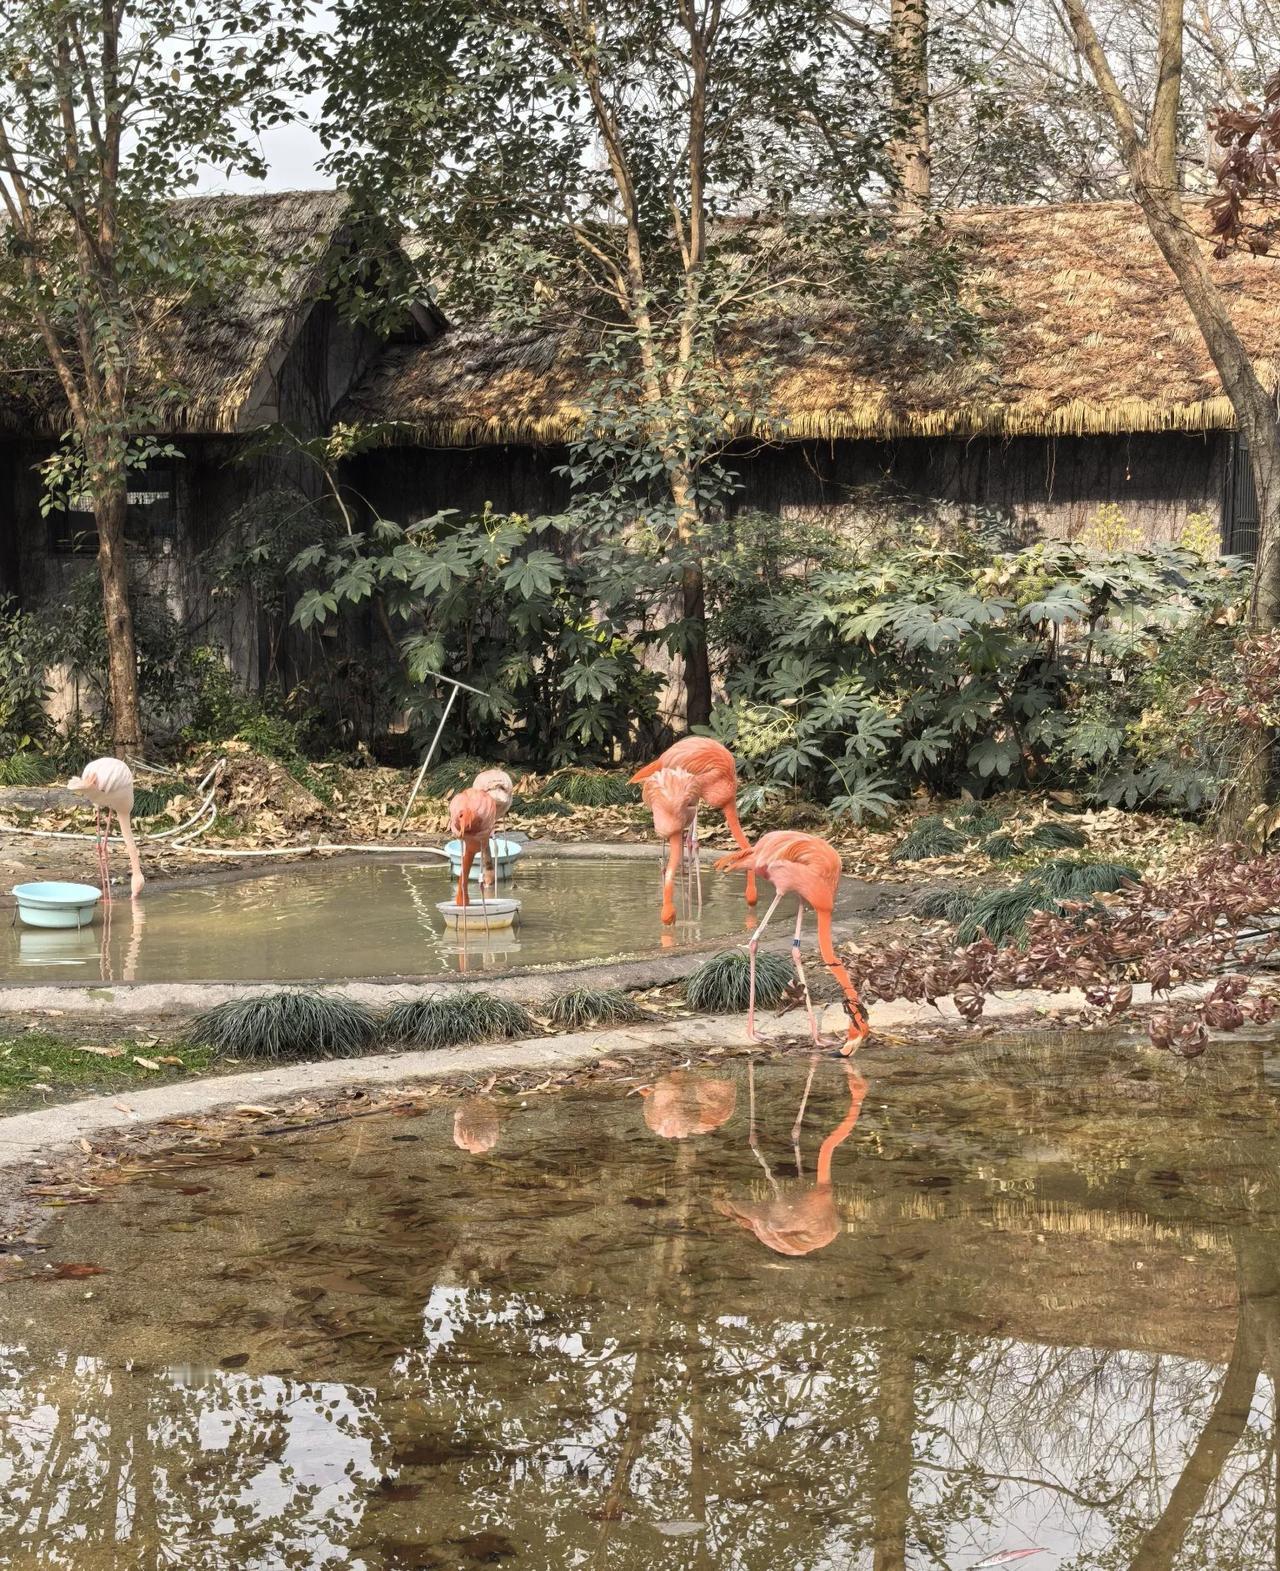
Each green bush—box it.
[686,949,791,1012]
[954,858,1140,946]
[538,768,637,807]
[189,991,379,1061]
[706,523,1250,817]
[546,986,642,1028]
[382,991,534,1048]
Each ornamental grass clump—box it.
[955,858,1140,947]
[538,769,637,807]
[189,990,379,1061]
[909,886,978,923]
[686,949,791,1013]
[547,986,642,1029]
[382,992,534,1049]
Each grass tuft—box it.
[422,754,494,798]
[949,803,1001,835]
[508,795,574,819]
[382,991,534,1049]
[547,986,642,1030]
[909,887,978,923]
[1026,821,1089,852]
[188,990,379,1062]
[686,948,791,1013]
[981,831,1019,861]
[1033,857,1140,899]
[956,857,1141,946]
[539,768,637,807]
[0,750,55,788]
[891,816,971,863]
[132,780,182,818]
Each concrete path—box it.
[0,982,1147,1172]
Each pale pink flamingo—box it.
[67,757,144,902]
[631,737,758,907]
[448,787,499,907]
[637,1070,737,1139]
[471,769,514,889]
[716,1061,867,1256]
[717,830,869,1053]
[472,768,514,820]
[641,766,702,925]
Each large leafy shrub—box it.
[707,521,1249,818]
[292,508,662,766]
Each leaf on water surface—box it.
[219,1353,250,1369]
[973,1552,1049,1568]
[111,1102,136,1117]
[654,1522,704,1538]
[46,1263,105,1279]
[75,1045,125,1058]
[78,1139,92,1154]
[235,1105,274,1117]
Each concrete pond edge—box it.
[0,982,1171,1173]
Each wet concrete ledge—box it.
[0,984,1173,1174]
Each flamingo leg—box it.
[97,808,112,904]
[790,904,822,1046]
[745,889,785,1043]
[815,909,870,1054]
[456,842,476,907]
[661,831,681,925]
[721,800,757,908]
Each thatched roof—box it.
[341,200,1280,446]
[0,190,353,436]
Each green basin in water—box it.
[11,881,102,929]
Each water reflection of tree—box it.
[5,1064,1280,1569]
[0,1351,383,1567]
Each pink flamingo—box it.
[66,757,144,902]
[641,766,702,925]
[716,1061,867,1256]
[448,787,499,907]
[631,737,758,908]
[717,830,869,1053]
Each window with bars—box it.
[47,464,178,555]
[1223,431,1259,559]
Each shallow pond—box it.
[3,1034,1280,1568]
[0,855,793,984]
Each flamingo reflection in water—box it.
[453,1095,502,1154]
[637,1070,736,1140]
[716,1058,867,1257]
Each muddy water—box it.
[0,855,776,984]
[3,1036,1280,1569]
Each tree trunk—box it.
[1126,164,1280,629]
[671,466,712,728]
[889,0,930,207]
[94,471,143,749]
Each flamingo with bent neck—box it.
[67,757,144,901]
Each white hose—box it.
[0,752,451,861]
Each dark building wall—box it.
[733,431,1230,545]
[0,300,382,714]
[346,430,1230,546]
[344,443,573,526]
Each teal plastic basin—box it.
[443,837,523,879]
[11,881,102,929]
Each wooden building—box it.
[340,200,1266,554]
[0,195,1269,706]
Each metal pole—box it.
[398,684,460,833]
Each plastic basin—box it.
[443,837,523,880]
[11,881,102,929]
[436,897,521,931]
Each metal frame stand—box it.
[398,671,490,834]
